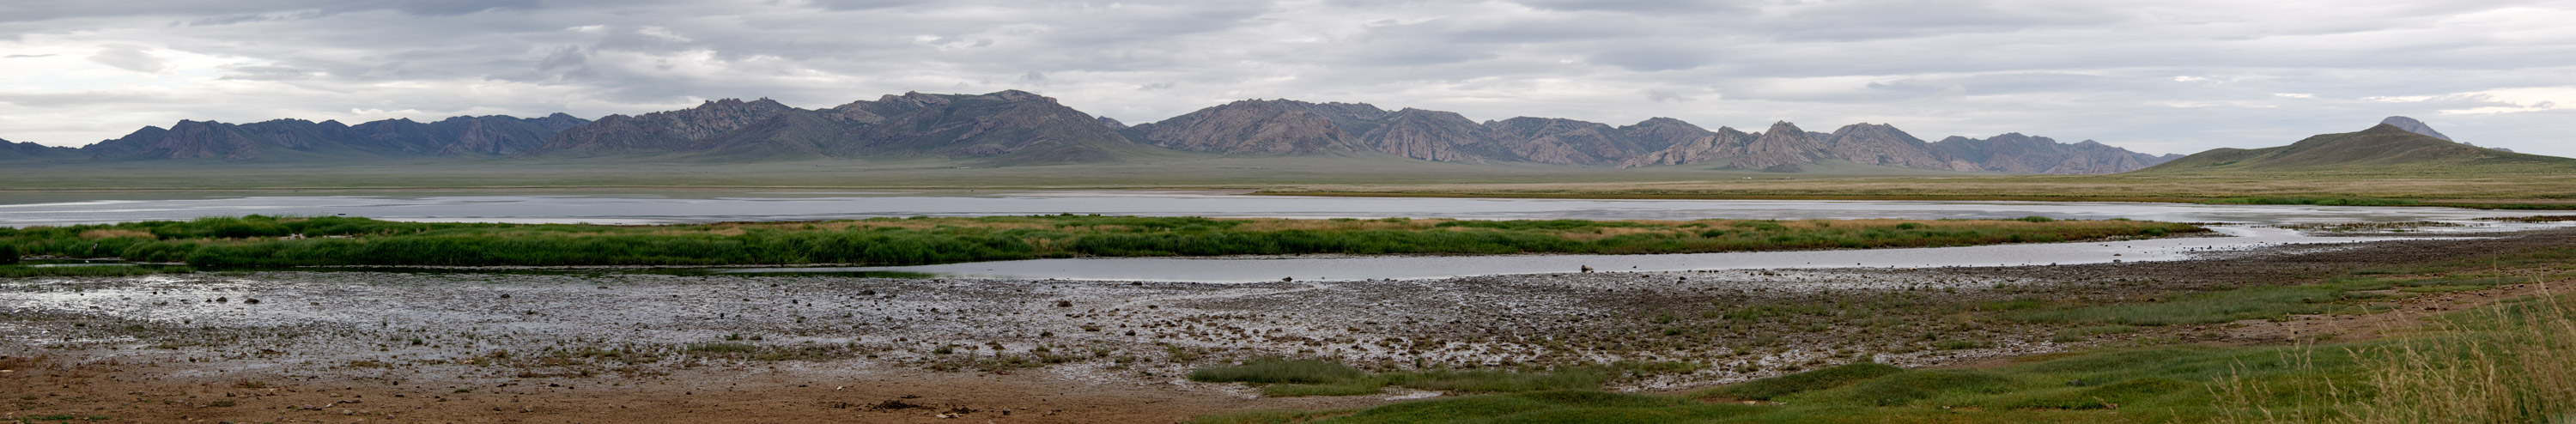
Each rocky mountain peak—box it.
[2378,116,2452,142]
[1726,121,1828,171]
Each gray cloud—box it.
[84,45,167,73]
[1643,88,1696,103]
[1,0,2573,157]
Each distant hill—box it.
[1621,122,2172,173]
[0,137,82,161]
[2135,121,2576,174]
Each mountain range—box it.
[16,90,2179,174]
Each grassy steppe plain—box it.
[0,215,2195,268]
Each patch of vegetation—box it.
[1697,362,1901,401]
[1188,358,1365,385]
[0,264,194,278]
[685,342,757,354]
[1188,358,1698,397]
[0,215,2202,268]
[1197,344,2372,423]
[2201,197,2422,206]
[2004,284,2360,326]
[2476,215,2576,222]
[2051,324,2140,342]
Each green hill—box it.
[2135,124,2576,174]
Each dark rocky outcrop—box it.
[2379,116,2452,142]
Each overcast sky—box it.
[3,0,2573,156]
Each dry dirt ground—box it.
[3,229,2570,423]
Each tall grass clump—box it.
[2215,289,2576,424]
[0,243,15,264]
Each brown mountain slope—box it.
[1482,117,1658,166]
[1120,100,1370,155]
[1358,108,1490,162]
[1725,122,1832,171]
[531,90,1171,165]
[1822,123,1971,172]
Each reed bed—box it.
[0,215,2202,268]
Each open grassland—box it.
[1190,239,2576,423]
[0,215,2199,268]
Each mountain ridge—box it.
[20,90,2174,174]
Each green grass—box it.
[1698,362,1902,401]
[0,215,2201,268]
[2004,284,2359,326]
[2003,271,2546,327]
[2050,324,2140,342]
[1198,344,2390,423]
[1188,358,1700,397]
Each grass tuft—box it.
[1698,361,1902,401]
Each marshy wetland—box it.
[4,192,2575,423]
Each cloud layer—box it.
[3,0,2573,156]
